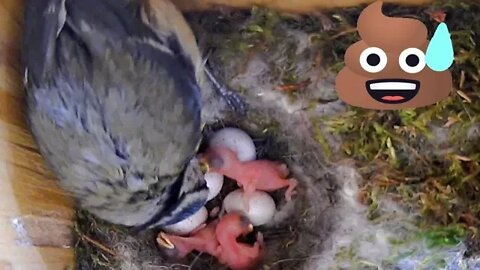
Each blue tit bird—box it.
[21,0,243,230]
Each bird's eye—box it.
[359,47,388,73]
[399,48,426,74]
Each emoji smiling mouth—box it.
[366,79,420,104]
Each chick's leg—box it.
[242,180,257,211]
[285,178,298,201]
[209,206,221,218]
[273,162,290,178]
[256,231,264,246]
[204,63,247,115]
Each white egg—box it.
[209,127,256,162]
[162,206,208,236]
[223,189,276,226]
[205,172,224,201]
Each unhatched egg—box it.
[223,189,276,226]
[209,127,256,162]
[205,172,224,201]
[163,206,208,236]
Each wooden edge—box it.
[172,0,435,13]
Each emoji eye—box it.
[399,48,426,74]
[359,47,388,73]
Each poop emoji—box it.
[335,1,454,110]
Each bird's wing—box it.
[22,0,66,85]
[23,0,197,84]
[22,0,206,227]
[140,0,204,82]
[23,0,202,169]
[140,0,230,125]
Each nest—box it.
[75,107,341,270]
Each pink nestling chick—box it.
[157,213,265,270]
[198,146,298,209]
[216,213,265,270]
[157,222,220,258]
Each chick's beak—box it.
[199,159,209,174]
[157,232,175,249]
[240,223,254,237]
[239,215,254,236]
[248,224,254,233]
[197,154,210,174]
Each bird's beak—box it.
[248,224,254,233]
[242,223,254,236]
[199,158,210,174]
[157,232,175,249]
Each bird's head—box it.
[128,157,209,233]
[156,232,183,258]
[217,213,254,238]
[197,146,239,174]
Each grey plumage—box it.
[22,0,212,229]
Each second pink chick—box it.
[199,146,298,208]
[158,213,265,270]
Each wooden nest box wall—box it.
[0,0,433,269]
